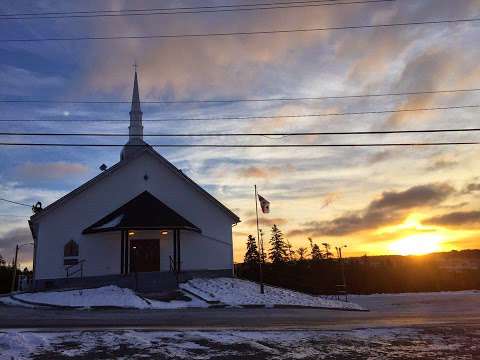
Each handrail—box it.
[66,259,85,282]
[169,255,181,285]
[65,259,85,271]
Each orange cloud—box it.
[236,165,293,178]
[244,217,288,227]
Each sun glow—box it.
[388,233,444,256]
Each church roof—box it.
[83,191,201,234]
[30,146,240,223]
[30,69,240,224]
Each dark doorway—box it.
[130,239,160,273]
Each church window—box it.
[64,239,79,258]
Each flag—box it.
[258,194,270,214]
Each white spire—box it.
[121,66,146,161]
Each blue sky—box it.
[0,0,480,266]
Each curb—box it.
[272,304,369,312]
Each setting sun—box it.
[388,234,444,256]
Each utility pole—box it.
[254,185,264,294]
[335,245,348,301]
[11,242,34,293]
[10,244,19,293]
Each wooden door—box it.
[130,239,160,272]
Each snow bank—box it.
[0,327,471,360]
[180,278,365,310]
[0,332,56,359]
[1,279,365,310]
[3,286,207,309]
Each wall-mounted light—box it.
[161,231,168,235]
[128,231,135,236]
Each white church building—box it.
[28,71,240,291]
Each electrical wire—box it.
[0,198,32,207]
[0,104,478,122]
[0,128,479,137]
[1,88,479,105]
[0,0,395,20]
[1,17,478,42]
[0,142,477,148]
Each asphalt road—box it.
[1,292,479,330]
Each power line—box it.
[1,104,478,122]
[0,128,479,137]
[0,142,477,148]
[0,0,387,17]
[0,198,31,207]
[0,0,394,20]
[1,88,479,105]
[1,17,479,42]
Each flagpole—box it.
[254,185,265,294]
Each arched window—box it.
[64,239,79,257]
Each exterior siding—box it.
[33,151,236,281]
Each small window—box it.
[64,239,79,257]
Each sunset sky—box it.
[0,0,479,267]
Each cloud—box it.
[0,227,32,263]
[244,217,288,227]
[289,183,454,237]
[368,183,454,211]
[424,211,480,227]
[426,159,458,171]
[236,165,293,178]
[320,192,340,209]
[0,65,64,96]
[368,150,397,164]
[463,183,480,194]
[15,162,89,180]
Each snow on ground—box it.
[180,277,365,310]
[0,285,208,309]
[350,290,480,314]
[1,327,478,359]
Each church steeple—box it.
[129,68,143,142]
[121,66,147,161]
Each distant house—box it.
[29,70,240,291]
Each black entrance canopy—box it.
[82,191,201,234]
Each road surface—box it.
[0,291,478,330]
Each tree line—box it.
[0,253,31,294]
[237,225,480,295]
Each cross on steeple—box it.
[133,61,138,72]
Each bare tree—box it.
[322,242,333,259]
[309,238,322,261]
[297,247,307,261]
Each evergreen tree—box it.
[309,238,322,261]
[268,224,288,264]
[244,235,260,267]
[0,253,5,266]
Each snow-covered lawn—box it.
[0,285,208,309]
[1,327,478,359]
[180,277,365,310]
[0,278,364,310]
[350,290,480,314]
